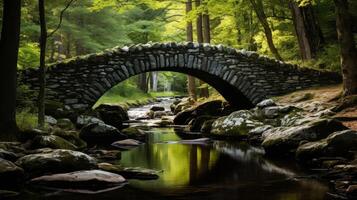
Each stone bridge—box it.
[21,42,341,111]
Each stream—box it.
[24,97,331,200]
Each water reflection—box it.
[117,128,330,200]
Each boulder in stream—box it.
[98,163,160,180]
[16,149,97,177]
[262,118,347,156]
[80,123,128,145]
[30,170,126,188]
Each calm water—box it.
[19,98,332,200]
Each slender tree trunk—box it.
[0,0,21,140]
[186,0,197,100]
[138,73,148,93]
[334,0,357,96]
[195,0,203,43]
[289,1,324,60]
[201,3,210,98]
[38,0,47,128]
[195,0,209,98]
[152,72,158,92]
[249,0,283,60]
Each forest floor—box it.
[275,84,357,130]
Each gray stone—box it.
[20,42,341,113]
[296,130,357,161]
[30,170,126,187]
[0,158,24,189]
[262,119,347,155]
[16,149,97,177]
[80,123,128,145]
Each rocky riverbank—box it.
[0,101,164,198]
[170,86,357,199]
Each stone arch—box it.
[22,42,341,112]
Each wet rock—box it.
[80,123,128,145]
[0,158,24,189]
[31,135,77,150]
[186,115,217,132]
[52,129,87,150]
[261,106,294,119]
[256,99,276,108]
[98,163,160,180]
[150,106,165,112]
[173,109,194,125]
[155,119,174,127]
[87,150,121,161]
[173,98,194,114]
[57,118,74,130]
[16,149,97,177]
[94,104,129,129]
[262,119,347,156]
[121,127,146,141]
[111,139,142,150]
[193,100,224,116]
[210,110,263,138]
[296,130,357,162]
[0,149,19,161]
[200,119,216,133]
[76,115,104,129]
[45,116,57,126]
[0,190,19,198]
[20,128,48,141]
[30,170,126,188]
[177,138,213,145]
[153,111,168,118]
[346,185,357,196]
[45,100,70,120]
[247,125,273,144]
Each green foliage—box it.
[18,42,40,69]
[16,109,38,131]
[16,83,38,110]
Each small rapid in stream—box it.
[23,97,331,200]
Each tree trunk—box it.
[334,0,357,96]
[200,4,210,98]
[289,1,324,60]
[38,0,47,128]
[138,73,148,93]
[152,72,158,92]
[195,0,203,43]
[0,0,21,140]
[186,0,197,100]
[249,0,283,60]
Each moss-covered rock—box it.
[56,118,74,130]
[296,130,357,162]
[31,135,77,150]
[16,149,97,177]
[94,104,129,129]
[121,127,146,141]
[262,119,347,156]
[51,129,87,150]
[79,123,128,145]
[210,110,264,138]
[0,158,24,189]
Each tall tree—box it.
[186,0,197,100]
[195,0,209,98]
[200,0,210,98]
[289,1,324,60]
[334,0,357,95]
[0,0,21,140]
[38,0,47,128]
[249,0,283,60]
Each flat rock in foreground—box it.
[30,170,126,188]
